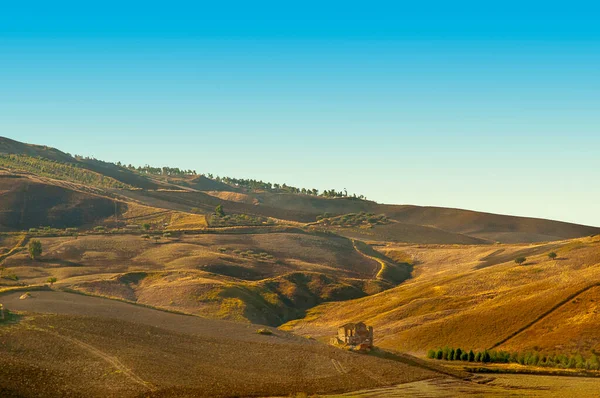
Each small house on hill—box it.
[333,322,373,350]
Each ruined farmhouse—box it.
[332,321,374,350]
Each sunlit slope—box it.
[0,291,439,397]
[380,205,600,243]
[284,236,600,355]
[2,136,599,243]
[1,232,406,325]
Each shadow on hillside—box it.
[39,259,84,267]
[368,348,473,381]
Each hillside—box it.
[0,290,440,397]
[0,232,408,325]
[283,235,600,357]
[1,136,598,244]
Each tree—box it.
[435,349,443,360]
[46,277,57,286]
[215,204,225,217]
[142,223,151,231]
[515,256,527,265]
[482,350,491,363]
[28,240,42,260]
[548,252,557,260]
[454,348,463,361]
[468,350,475,362]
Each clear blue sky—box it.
[1,1,599,226]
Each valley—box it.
[1,136,600,396]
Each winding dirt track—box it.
[351,239,386,280]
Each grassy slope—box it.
[0,291,439,397]
[2,136,599,244]
[283,236,600,356]
[1,233,390,325]
[0,174,121,230]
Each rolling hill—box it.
[0,290,441,397]
[1,136,598,244]
[283,235,600,357]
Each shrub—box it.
[28,240,42,260]
[468,350,475,362]
[515,256,527,265]
[435,349,443,360]
[454,348,463,361]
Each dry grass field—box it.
[0,291,441,397]
[3,137,600,396]
[284,235,600,357]
[0,232,399,325]
[324,374,600,397]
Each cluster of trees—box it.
[216,176,366,199]
[210,205,273,227]
[427,347,600,370]
[316,212,389,227]
[118,163,197,176]
[0,154,130,189]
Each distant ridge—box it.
[0,136,598,243]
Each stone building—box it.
[334,322,374,349]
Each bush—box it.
[454,348,463,361]
[256,328,273,335]
[515,256,527,265]
[28,240,42,260]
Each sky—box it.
[1,1,599,226]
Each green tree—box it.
[482,350,491,363]
[548,252,557,260]
[474,352,482,362]
[142,223,151,231]
[468,350,475,362]
[454,348,462,361]
[515,256,527,265]
[460,352,469,361]
[28,239,42,260]
[215,204,225,217]
[436,349,443,360]
[427,349,436,359]
[46,277,57,286]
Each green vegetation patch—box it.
[316,212,390,229]
[428,346,600,371]
[0,154,132,189]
